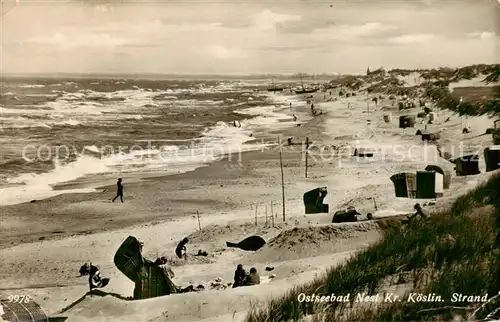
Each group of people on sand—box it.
[233,264,260,288]
[173,238,261,288]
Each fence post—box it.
[305,137,309,178]
[265,204,268,227]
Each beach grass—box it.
[245,173,500,322]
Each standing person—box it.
[112,178,124,203]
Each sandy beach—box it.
[1,1,499,320]
[1,84,498,321]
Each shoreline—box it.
[0,84,304,206]
[0,93,322,249]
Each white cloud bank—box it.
[28,32,129,49]
[386,33,438,44]
[5,3,499,74]
[466,31,496,40]
[251,9,301,31]
[207,45,245,59]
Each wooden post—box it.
[197,210,201,230]
[265,204,268,227]
[366,91,369,113]
[271,202,275,227]
[255,204,258,226]
[89,262,93,297]
[279,136,286,222]
[305,137,309,178]
[373,197,378,211]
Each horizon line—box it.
[1,72,343,78]
[2,62,496,80]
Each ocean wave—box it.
[64,119,81,126]
[17,84,46,88]
[0,115,83,129]
[0,116,270,206]
[0,80,295,205]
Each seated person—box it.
[233,264,246,288]
[407,203,430,221]
[79,263,109,289]
[242,267,260,286]
[152,257,202,294]
[154,256,175,279]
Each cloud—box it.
[256,45,323,52]
[250,9,301,31]
[88,20,222,34]
[144,21,222,33]
[309,22,397,42]
[466,31,496,40]
[95,5,108,12]
[386,33,438,44]
[206,45,244,59]
[28,32,129,49]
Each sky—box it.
[0,0,499,75]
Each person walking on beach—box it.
[112,178,124,203]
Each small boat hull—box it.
[295,88,319,94]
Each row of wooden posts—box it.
[253,202,278,227]
[195,200,288,232]
[193,135,312,231]
[91,138,310,295]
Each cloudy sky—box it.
[1,0,499,75]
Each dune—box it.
[244,223,381,263]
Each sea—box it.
[0,76,310,205]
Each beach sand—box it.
[0,89,497,321]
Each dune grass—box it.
[245,173,500,322]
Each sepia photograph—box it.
[0,0,499,321]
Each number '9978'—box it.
[8,295,31,303]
